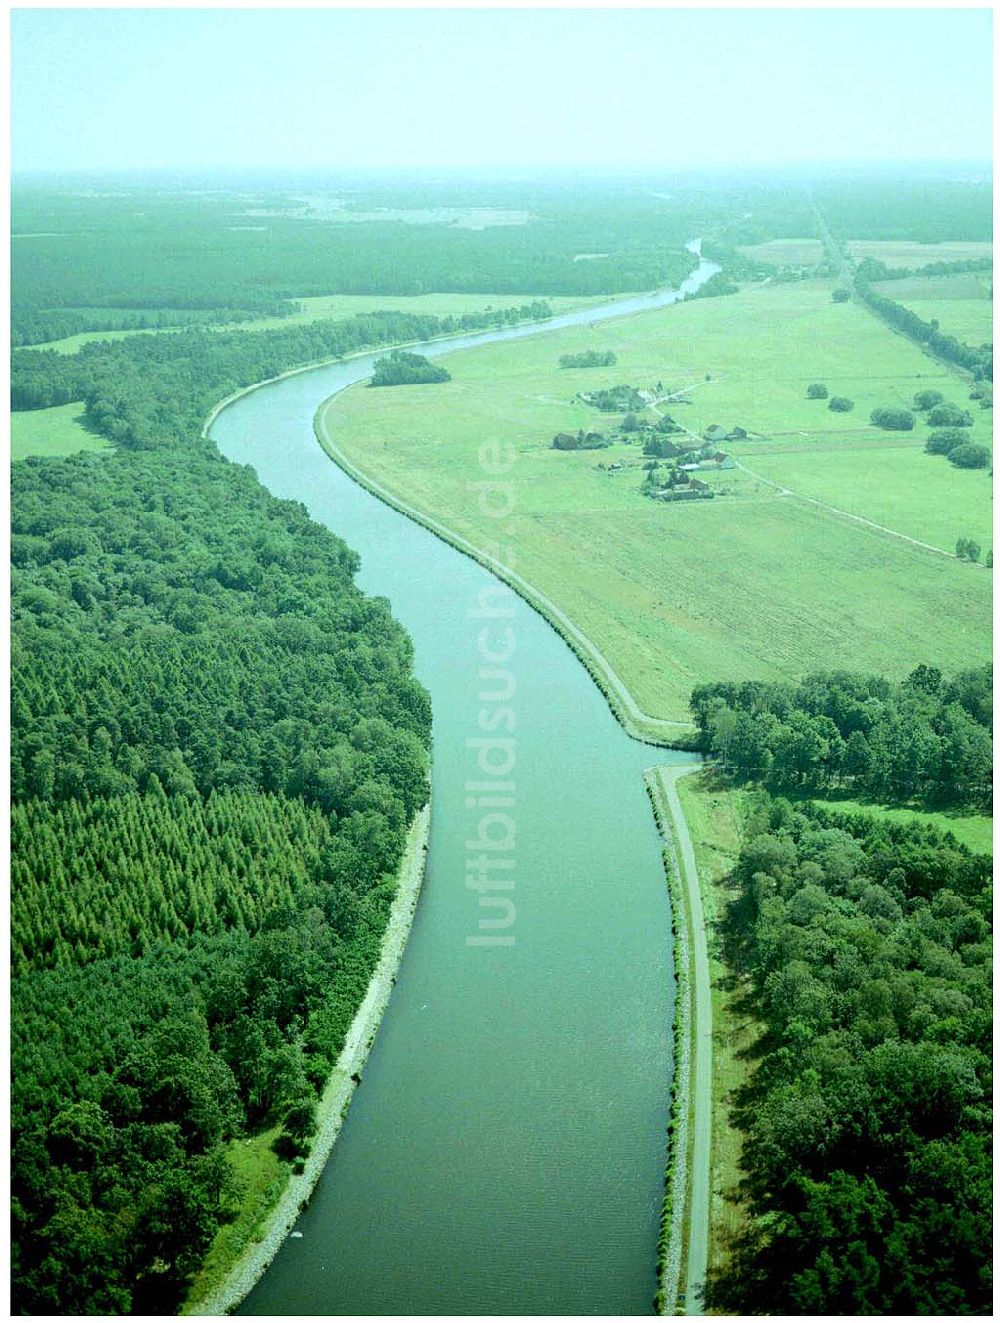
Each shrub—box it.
[828,397,854,412]
[927,403,973,427]
[807,383,828,399]
[559,350,617,369]
[925,428,968,455]
[948,443,991,469]
[831,289,850,303]
[870,406,915,431]
[956,539,982,562]
[913,389,945,411]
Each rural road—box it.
[653,763,712,1315]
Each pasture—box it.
[10,403,109,460]
[847,238,993,269]
[746,444,992,552]
[327,280,992,723]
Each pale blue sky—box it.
[11,7,993,174]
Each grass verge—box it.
[674,771,758,1294]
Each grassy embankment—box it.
[325,277,992,724]
[672,772,756,1293]
[29,291,605,354]
[10,402,110,460]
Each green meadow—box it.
[902,297,993,346]
[748,444,992,551]
[873,270,993,347]
[327,280,992,723]
[10,402,109,460]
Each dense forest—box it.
[11,302,550,427]
[11,447,431,1312]
[706,795,991,1314]
[691,667,992,810]
[11,303,292,348]
[11,179,707,335]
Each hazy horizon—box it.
[12,8,993,176]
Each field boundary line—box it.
[733,457,974,560]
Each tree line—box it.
[691,666,991,810]
[853,259,992,381]
[11,302,552,418]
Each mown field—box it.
[748,444,992,551]
[735,238,824,267]
[847,238,993,268]
[326,279,992,723]
[10,402,109,460]
[32,292,605,354]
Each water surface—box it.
[211,252,713,1315]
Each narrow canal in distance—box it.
[210,248,716,1315]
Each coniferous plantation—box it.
[11,447,430,1312]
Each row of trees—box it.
[11,302,551,417]
[11,444,431,1313]
[705,795,991,1314]
[690,666,992,809]
[854,259,992,381]
[11,302,289,348]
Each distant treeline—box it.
[706,794,991,1315]
[685,271,741,300]
[11,303,294,348]
[11,302,552,423]
[691,666,992,810]
[866,255,993,283]
[12,184,701,315]
[11,446,431,1313]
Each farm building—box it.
[680,451,735,472]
